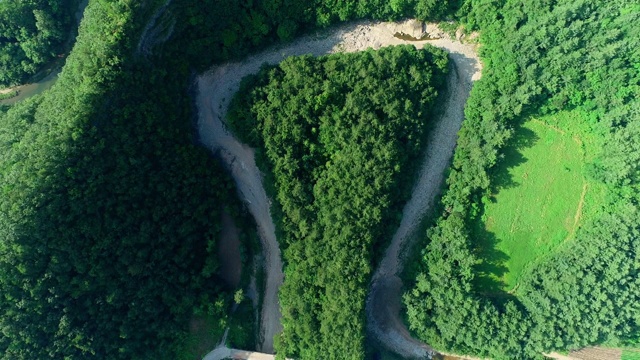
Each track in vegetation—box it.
[137,0,176,56]
[196,19,480,356]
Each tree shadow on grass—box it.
[489,124,539,192]
[471,122,540,296]
[471,220,510,295]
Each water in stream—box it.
[0,0,88,106]
[0,70,60,106]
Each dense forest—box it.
[0,0,246,358]
[0,0,637,358]
[0,0,452,357]
[227,46,448,358]
[0,0,76,86]
[404,0,640,357]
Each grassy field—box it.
[473,110,606,292]
[623,349,640,360]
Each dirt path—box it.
[196,19,481,356]
[366,32,481,358]
[547,347,624,360]
[197,66,284,354]
[204,345,293,360]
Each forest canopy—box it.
[404,0,640,357]
[0,0,249,358]
[0,0,75,86]
[0,0,637,357]
[227,45,448,359]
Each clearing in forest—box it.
[473,110,605,292]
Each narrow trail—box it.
[196,19,481,356]
[137,0,176,56]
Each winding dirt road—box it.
[366,35,481,359]
[196,19,481,357]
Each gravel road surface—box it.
[196,19,481,356]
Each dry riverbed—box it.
[197,19,481,357]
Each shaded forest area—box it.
[0,0,454,358]
[405,0,640,358]
[227,46,448,359]
[0,1,243,358]
[0,0,76,86]
[0,0,637,358]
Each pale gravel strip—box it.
[196,19,480,356]
[366,33,481,359]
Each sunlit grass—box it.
[622,349,640,360]
[473,110,606,292]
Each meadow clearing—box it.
[473,110,606,292]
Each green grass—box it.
[473,110,606,292]
[623,350,640,360]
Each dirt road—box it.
[366,31,481,358]
[204,346,294,360]
[197,70,284,353]
[196,19,480,356]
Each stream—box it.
[0,0,88,106]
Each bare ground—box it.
[546,347,623,360]
[196,19,480,356]
[366,38,481,360]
